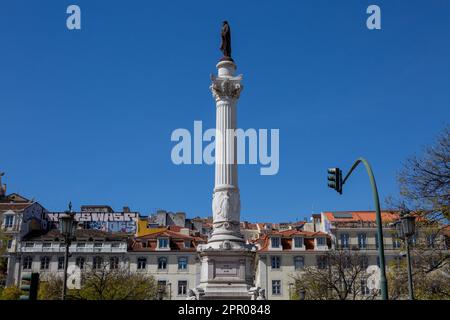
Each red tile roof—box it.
[130,228,205,251]
[323,211,399,223]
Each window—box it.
[76,257,85,269]
[317,237,326,246]
[375,234,379,249]
[94,243,103,251]
[43,243,51,251]
[294,237,303,248]
[429,257,439,270]
[158,257,167,270]
[157,280,167,293]
[317,256,327,269]
[272,280,281,295]
[358,233,367,249]
[158,238,169,249]
[178,257,188,270]
[4,215,13,228]
[23,256,32,270]
[110,256,119,269]
[359,256,369,269]
[40,256,50,270]
[392,235,401,249]
[394,256,402,270]
[410,234,417,247]
[427,234,436,248]
[360,278,370,296]
[157,280,167,287]
[111,243,120,249]
[340,233,350,248]
[77,243,86,248]
[178,280,188,296]
[270,237,280,248]
[93,256,103,269]
[294,256,304,270]
[343,255,351,269]
[25,242,34,248]
[7,239,13,249]
[271,256,281,269]
[58,257,65,270]
[137,257,147,270]
[184,241,191,248]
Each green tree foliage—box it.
[0,230,9,286]
[388,224,450,300]
[38,274,64,300]
[0,286,22,300]
[38,262,158,300]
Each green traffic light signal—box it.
[327,167,342,194]
[20,272,39,300]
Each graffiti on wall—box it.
[46,212,139,233]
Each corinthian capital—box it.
[210,74,243,100]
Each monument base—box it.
[195,245,256,300]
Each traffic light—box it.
[327,167,342,194]
[19,272,39,300]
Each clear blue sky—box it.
[1,1,449,222]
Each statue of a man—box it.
[0,172,5,197]
[220,21,232,59]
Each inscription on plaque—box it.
[215,262,238,277]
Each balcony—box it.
[20,243,127,253]
[335,244,399,251]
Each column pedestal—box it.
[196,248,256,300]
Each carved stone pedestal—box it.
[196,246,256,300]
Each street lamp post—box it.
[327,157,388,300]
[395,208,416,300]
[59,202,76,300]
[167,282,172,300]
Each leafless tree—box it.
[39,260,157,300]
[397,125,450,223]
[292,249,379,300]
[388,223,449,300]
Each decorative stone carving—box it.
[257,289,266,300]
[219,240,232,250]
[213,220,239,230]
[212,189,240,221]
[210,74,243,100]
[248,287,266,300]
[186,289,197,300]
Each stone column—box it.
[208,60,244,248]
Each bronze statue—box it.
[220,21,232,60]
[0,172,6,197]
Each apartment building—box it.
[254,229,331,300]
[128,228,206,300]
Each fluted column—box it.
[209,60,244,246]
